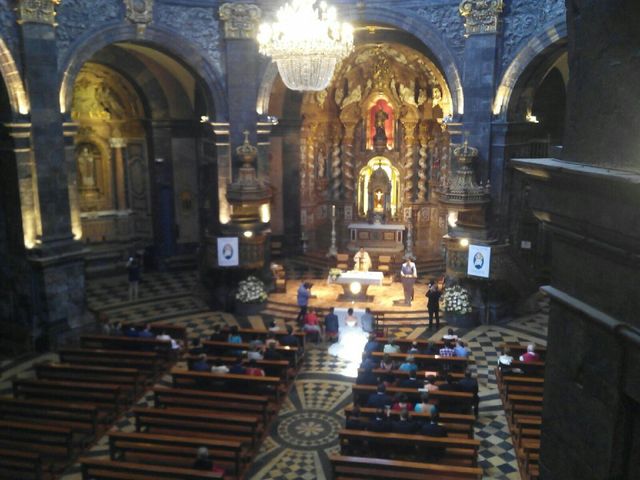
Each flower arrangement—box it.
[443,285,472,314]
[328,268,342,281]
[235,276,268,304]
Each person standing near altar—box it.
[295,282,314,326]
[353,247,372,272]
[400,256,417,306]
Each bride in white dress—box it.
[328,307,370,370]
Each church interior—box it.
[0,1,639,479]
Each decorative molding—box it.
[124,0,153,30]
[416,4,465,61]
[459,0,504,36]
[219,3,261,39]
[16,0,60,25]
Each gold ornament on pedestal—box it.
[257,0,353,91]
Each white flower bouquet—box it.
[442,285,472,314]
[235,276,268,304]
[328,268,342,281]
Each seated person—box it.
[191,353,210,372]
[245,359,265,376]
[424,341,438,355]
[156,331,181,350]
[353,246,372,272]
[360,352,376,371]
[519,343,540,363]
[263,342,282,360]
[438,341,455,357]
[369,407,392,433]
[209,324,228,341]
[399,355,417,374]
[189,337,204,355]
[324,307,339,342]
[363,334,381,354]
[361,308,374,334]
[454,340,471,358]
[303,309,321,342]
[280,325,299,347]
[228,356,246,374]
[227,325,243,344]
[391,393,413,412]
[407,341,420,354]
[456,369,480,417]
[345,308,358,327]
[193,447,225,475]
[414,392,435,414]
[383,337,400,354]
[138,324,154,338]
[268,320,281,332]
[210,359,229,374]
[345,404,366,430]
[391,408,417,434]
[420,413,448,461]
[265,332,280,349]
[379,353,395,371]
[366,383,392,409]
[437,374,457,391]
[442,328,458,342]
[247,343,264,361]
[124,324,139,337]
[424,375,440,393]
[398,370,422,389]
[356,365,378,385]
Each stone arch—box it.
[494,20,568,120]
[58,24,227,120]
[0,36,29,115]
[257,6,464,117]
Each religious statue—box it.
[374,107,388,142]
[77,146,97,189]
[353,247,372,272]
[373,189,384,212]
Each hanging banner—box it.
[217,237,239,267]
[467,244,491,278]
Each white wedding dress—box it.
[328,308,369,375]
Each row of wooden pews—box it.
[77,326,306,480]
[496,343,546,480]
[330,337,483,479]
[0,332,181,480]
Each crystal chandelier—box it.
[257,0,354,91]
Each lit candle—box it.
[332,205,336,217]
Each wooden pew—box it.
[374,338,449,354]
[338,429,480,467]
[108,431,244,478]
[35,363,144,397]
[351,384,474,414]
[0,420,74,466]
[171,369,282,404]
[58,348,161,380]
[0,397,103,438]
[358,368,464,382]
[504,394,543,424]
[499,343,546,360]
[13,378,125,414]
[330,453,483,480]
[79,335,176,363]
[184,354,290,383]
[132,407,260,447]
[237,327,307,349]
[153,387,271,425]
[80,458,223,479]
[203,340,300,369]
[119,322,188,343]
[344,406,475,439]
[0,448,43,480]
[370,352,471,372]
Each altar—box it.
[347,222,405,253]
[328,270,384,300]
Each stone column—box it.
[109,136,128,210]
[219,3,262,174]
[15,0,86,333]
[458,0,503,182]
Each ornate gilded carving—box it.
[459,0,504,35]
[330,125,342,200]
[124,0,153,30]
[401,120,417,202]
[341,122,357,201]
[417,125,429,202]
[219,3,261,39]
[17,0,60,25]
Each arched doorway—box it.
[66,42,218,271]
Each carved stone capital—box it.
[219,3,261,39]
[124,0,154,27]
[459,0,503,36]
[17,0,60,26]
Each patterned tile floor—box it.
[0,271,549,479]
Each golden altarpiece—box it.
[297,44,454,261]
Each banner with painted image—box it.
[467,244,491,278]
[217,237,239,267]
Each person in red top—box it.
[519,344,540,363]
[245,359,265,376]
[303,309,321,343]
[391,393,414,412]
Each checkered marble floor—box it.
[3,272,550,480]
